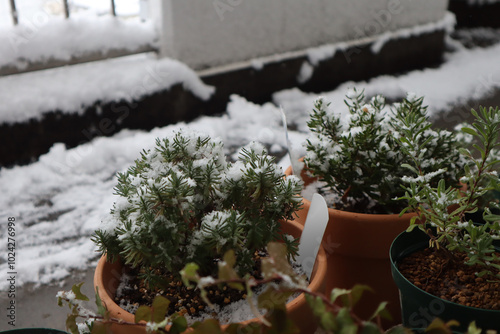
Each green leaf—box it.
[151,295,170,323]
[319,312,337,332]
[461,127,479,137]
[181,263,200,287]
[170,315,188,334]
[386,326,412,334]
[265,308,300,334]
[306,295,326,316]
[191,319,223,334]
[225,323,261,334]
[262,242,295,280]
[360,322,382,334]
[401,163,419,174]
[330,288,351,306]
[258,285,292,311]
[425,318,459,334]
[135,305,151,323]
[94,287,107,317]
[218,259,243,290]
[458,148,471,157]
[66,314,79,334]
[369,301,392,321]
[336,307,356,328]
[72,282,89,301]
[350,284,373,309]
[91,322,110,334]
[466,321,482,334]
[224,249,237,267]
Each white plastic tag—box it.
[297,193,329,279]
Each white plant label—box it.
[297,193,329,279]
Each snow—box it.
[0,0,141,28]
[371,12,456,54]
[0,53,215,124]
[467,0,500,5]
[297,61,314,84]
[275,38,500,135]
[305,12,455,66]
[0,16,156,70]
[2,24,500,291]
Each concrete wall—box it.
[151,0,449,70]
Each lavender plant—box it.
[92,129,303,287]
[399,106,500,278]
[304,89,466,213]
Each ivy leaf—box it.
[72,282,89,301]
[135,305,152,323]
[257,285,292,311]
[151,295,170,323]
[224,249,237,267]
[66,314,79,334]
[91,321,110,334]
[350,284,373,309]
[94,287,107,317]
[319,312,337,332]
[360,322,382,334]
[335,307,361,334]
[385,326,413,334]
[191,319,223,334]
[181,263,200,287]
[218,250,244,290]
[265,308,300,334]
[425,318,460,334]
[262,242,294,280]
[369,301,392,321]
[466,321,482,334]
[329,288,351,306]
[225,323,261,334]
[169,314,188,334]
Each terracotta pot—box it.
[285,163,414,328]
[94,219,327,334]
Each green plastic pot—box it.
[0,329,68,334]
[390,228,500,332]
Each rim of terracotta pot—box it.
[94,219,327,331]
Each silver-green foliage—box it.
[92,129,303,284]
[400,106,500,278]
[305,89,465,213]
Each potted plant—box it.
[285,89,467,325]
[60,256,485,334]
[91,129,327,333]
[390,106,500,332]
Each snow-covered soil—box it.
[1,29,500,291]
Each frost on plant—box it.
[400,106,500,278]
[92,129,303,287]
[305,89,466,213]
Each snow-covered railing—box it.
[1,1,157,76]
[7,0,118,25]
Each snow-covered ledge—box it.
[150,0,449,70]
